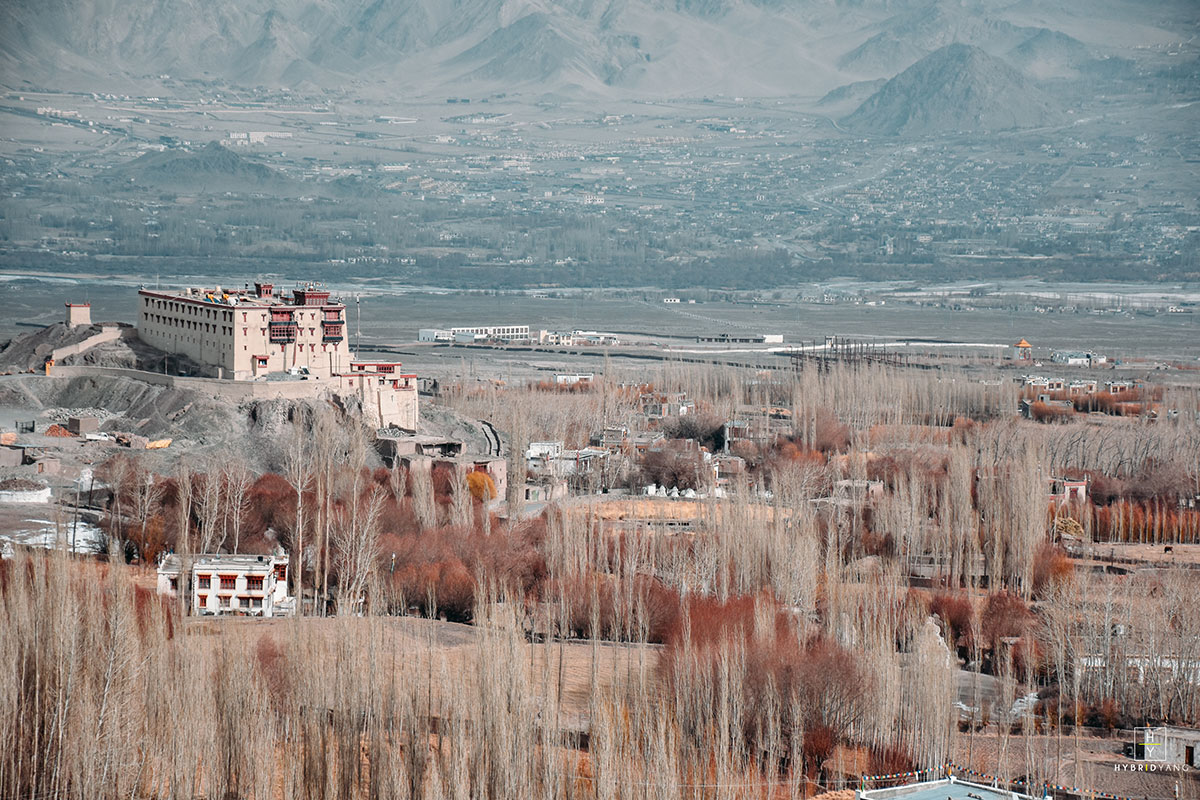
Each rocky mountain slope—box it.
[840,43,1064,135]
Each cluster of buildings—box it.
[1012,338,1112,368]
[521,390,760,499]
[374,432,509,507]
[221,130,293,146]
[1050,350,1108,367]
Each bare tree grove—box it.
[5,364,1200,799]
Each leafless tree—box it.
[333,484,386,616]
[410,463,436,531]
[196,458,225,554]
[222,457,254,554]
[96,455,133,542]
[173,461,193,553]
[129,462,163,552]
[284,424,313,612]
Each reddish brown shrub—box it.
[392,557,476,621]
[950,416,976,444]
[662,593,869,774]
[132,583,175,641]
[803,725,837,775]
[1084,698,1128,731]
[430,464,456,503]
[867,744,915,778]
[1030,401,1073,423]
[929,590,974,651]
[813,411,851,453]
[980,591,1036,669]
[1011,635,1045,678]
[549,573,680,642]
[243,473,298,544]
[1031,542,1074,598]
[254,635,291,711]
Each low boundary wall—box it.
[50,326,137,362]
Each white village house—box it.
[158,552,291,617]
[1137,725,1200,767]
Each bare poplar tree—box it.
[222,457,254,554]
[333,485,386,616]
[196,458,225,554]
[311,408,343,617]
[97,455,133,542]
[410,462,436,531]
[173,461,193,552]
[451,462,473,528]
[284,424,313,613]
[129,463,163,554]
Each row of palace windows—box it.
[143,297,237,323]
[143,312,235,336]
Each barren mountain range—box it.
[2,0,1193,106]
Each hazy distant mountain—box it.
[840,43,1064,135]
[0,0,1183,97]
[448,11,646,87]
[837,1,1034,77]
[0,0,849,95]
[1007,28,1092,79]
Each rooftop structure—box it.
[1052,350,1107,367]
[65,302,91,328]
[640,392,694,420]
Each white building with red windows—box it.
[340,361,419,430]
[157,552,291,617]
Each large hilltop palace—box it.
[59,282,418,431]
[136,281,350,380]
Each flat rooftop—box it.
[160,553,281,572]
[860,778,1034,800]
[138,284,342,309]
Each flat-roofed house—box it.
[158,552,290,617]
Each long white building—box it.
[450,325,530,341]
